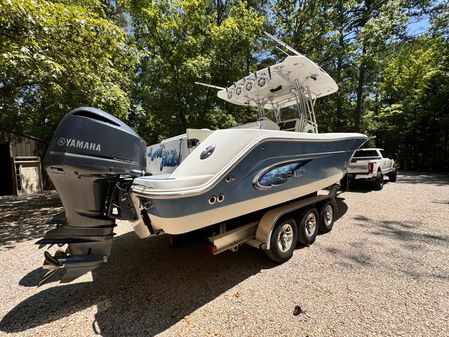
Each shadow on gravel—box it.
[373,220,449,246]
[325,246,373,268]
[334,215,449,281]
[19,268,47,287]
[1,231,276,336]
[1,193,351,335]
[333,197,348,223]
[353,217,449,247]
[431,200,449,205]
[344,180,391,193]
[0,191,62,251]
[396,171,449,187]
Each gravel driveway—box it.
[0,172,448,336]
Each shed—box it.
[0,130,52,195]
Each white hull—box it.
[132,128,367,235]
[148,174,341,234]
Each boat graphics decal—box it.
[148,144,181,171]
[253,160,310,190]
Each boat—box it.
[37,33,367,285]
[131,33,366,235]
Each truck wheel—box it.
[388,169,397,182]
[319,201,334,234]
[297,208,319,245]
[373,171,384,190]
[265,217,298,263]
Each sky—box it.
[407,16,430,36]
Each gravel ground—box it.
[0,172,448,337]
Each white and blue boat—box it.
[37,33,366,285]
[131,33,367,235]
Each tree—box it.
[127,0,265,143]
[368,35,449,170]
[0,0,135,140]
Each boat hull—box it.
[134,136,366,234]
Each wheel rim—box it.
[305,213,317,238]
[277,223,294,253]
[323,205,333,226]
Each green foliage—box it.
[127,0,265,143]
[0,0,135,139]
[0,0,447,170]
[367,35,449,170]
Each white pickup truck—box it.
[344,148,397,190]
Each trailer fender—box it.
[256,194,331,250]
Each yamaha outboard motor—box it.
[37,107,146,285]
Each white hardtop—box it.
[356,148,384,151]
[196,33,338,133]
[217,55,338,110]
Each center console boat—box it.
[37,33,367,285]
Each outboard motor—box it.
[37,107,146,285]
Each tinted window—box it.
[380,150,387,158]
[283,120,297,129]
[278,120,297,130]
[354,150,379,158]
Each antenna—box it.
[195,82,225,90]
[264,32,302,57]
[276,46,290,57]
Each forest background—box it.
[1,0,448,171]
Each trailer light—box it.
[203,243,217,254]
[368,162,374,174]
[168,235,174,247]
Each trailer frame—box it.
[207,184,339,261]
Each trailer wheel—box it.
[265,217,298,263]
[297,208,319,245]
[373,171,384,190]
[319,201,334,234]
[388,168,397,182]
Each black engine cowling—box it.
[37,107,146,285]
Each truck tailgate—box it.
[348,161,369,173]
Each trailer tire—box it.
[265,217,298,263]
[297,208,319,245]
[373,171,384,190]
[319,201,334,234]
[388,168,397,182]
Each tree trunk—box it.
[335,0,344,131]
[354,48,366,132]
[353,0,372,132]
